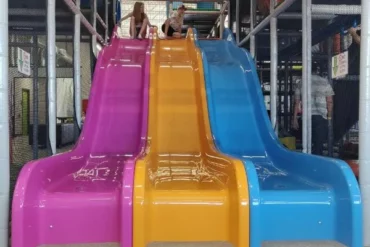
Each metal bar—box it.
[32,36,39,159]
[166,0,222,2]
[301,0,308,153]
[96,13,108,30]
[239,0,297,46]
[284,62,289,132]
[92,0,98,57]
[227,0,230,29]
[307,0,312,154]
[9,21,73,28]
[250,0,256,58]
[74,0,82,133]
[359,0,370,245]
[220,2,225,39]
[312,4,361,15]
[327,37,333,157]
[289,62,294,130]
[63,0,105,44]
[257,31,302,37]
[166,1,170,18]
[47,0,57,154]
[169,2,173,17]
[186,10,224,14]
[270,0,278,135]
[113,0,117,23]
[279,12,336,20]
[9,8,90,16]
[236,0,240,43]
[105,0,109,43]
[302,0,312,154]
[228,0,234,36]
[0,0,9,244]
[207,2,229,38]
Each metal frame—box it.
[207,1,229,38]
[270,0,278,134]
[32,35,39,159]
[312,4,361,15]
[360,0,370,246]
[47,0,57,154]
[242,0,367,243]
[63,0,106,45]
[250,0,256,58]
[74,0,82,132]
[239,0,297,46]
[0,0,9,245]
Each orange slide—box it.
[133,29,250,247]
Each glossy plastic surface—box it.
[12,31,152,247]
[133,29,249,247]
[195,29,362,247]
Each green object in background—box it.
[21,89,30,136]
[280,137,296,150]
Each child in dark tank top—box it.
[118,2,152,39]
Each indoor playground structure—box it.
[11,25,362,247]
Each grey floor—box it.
[262,241,347,247]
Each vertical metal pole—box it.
[229,0,234,36]
[220,2,225,39]
[250,0,256,58]
[169,2,173,17]
[284,61,289,132]
[91,0,98,57]
[327,37,334,157]
[302,0,312,153]
[74,0,82,134]
[113,0,117,24]
[32,36,39,159]
[307,0,312,154]
[166,1,170,18]
[235,0,240,43]
[289,61,293,130]
[359,0,370,245]
[227,1,231,29]
[0,0,9,244]
[270,0,278,135]
[105,0,109,43]
[47,0,57,155]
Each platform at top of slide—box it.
[12,30,152,247]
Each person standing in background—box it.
[293,68,335,156]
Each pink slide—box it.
[12,30,152,247]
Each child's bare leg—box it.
[130,16,136,38]
[173,32,181,38]
[139,18,148,38]
[164,19,170,37]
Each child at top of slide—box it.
[161,5,187,39]
[118,2,152,39]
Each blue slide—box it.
[194,29,362,247]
